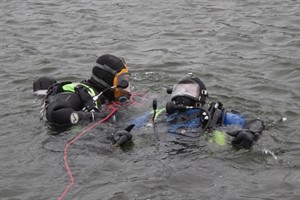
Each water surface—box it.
[0,0,299,199]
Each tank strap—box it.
[91,73,112,89]
[95,63,117,76]
[73,84,99,107]
[192,77,208,105]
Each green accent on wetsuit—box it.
[209,130,227,146]
[62,83,96,96]
[150,108,166,120]
[150,108,228,146]
[62,83,98,106]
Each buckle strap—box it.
[91,74,112,89]
[94,63,117,76]
[201,90,208,96]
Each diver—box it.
[33,54,132,127]
[130,73,264,149]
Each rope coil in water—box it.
[57,108,118,200]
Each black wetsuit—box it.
[44,80,108,126]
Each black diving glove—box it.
[227,130,255,149]
[226,118,264,149]
[112,124,135,147]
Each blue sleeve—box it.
[127,111,151,128]
[223,112,246,128]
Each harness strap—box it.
[209,108,223,128]
[74,84,101,110]
[191,77,208,104]
[208,102,225,129]
[91,73,112,89]
[94,63,117,76]
[74,85,93,102]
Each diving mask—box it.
[113,68,131,102]
[171,81,200,102]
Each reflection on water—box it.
[262,148,278,160]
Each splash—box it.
[262,148,278,160]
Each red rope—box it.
[57,108,118,200]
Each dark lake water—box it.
[1,0,299,200]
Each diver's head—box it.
[168,73,208,107]
[90,54,131,101]
[33,76,57,92]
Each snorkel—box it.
[152,98,157,123]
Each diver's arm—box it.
[213,103,264,149]
[70,111,107,125]
[226,117,264,149]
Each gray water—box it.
[1,0,299,200]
